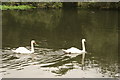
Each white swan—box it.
[62,39,86,58]
[12,40,36,54]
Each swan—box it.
[12,40,36,54]
[62,39,86,64]
[62,39,86,58]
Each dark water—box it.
[1,9,119,78]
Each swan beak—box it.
[34,42,39,46]
[33,42,36,44]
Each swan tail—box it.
[62,49,66,52]
[12,50,17,53]
[12,50,15,52]
[62,49,70,54]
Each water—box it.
[1,9,119,78]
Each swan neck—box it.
[31,42,34,53]
[82,41,85,51]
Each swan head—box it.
[31,40,36,44]
[82,39,86,42]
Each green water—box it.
[2,9,118,78]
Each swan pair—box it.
[12,40,36,54]
[12,39,86,55]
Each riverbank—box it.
[0,5,36,10]
[1,2,62,10]
[1,2,119,10]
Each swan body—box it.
[12,47,33,54]
[62,47,84,54]
[12,40,36,54]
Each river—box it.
[1,9,119,78]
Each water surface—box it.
[2,9,118,78]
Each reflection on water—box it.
[1,9,119,78]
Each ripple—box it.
[1,47,119,78]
